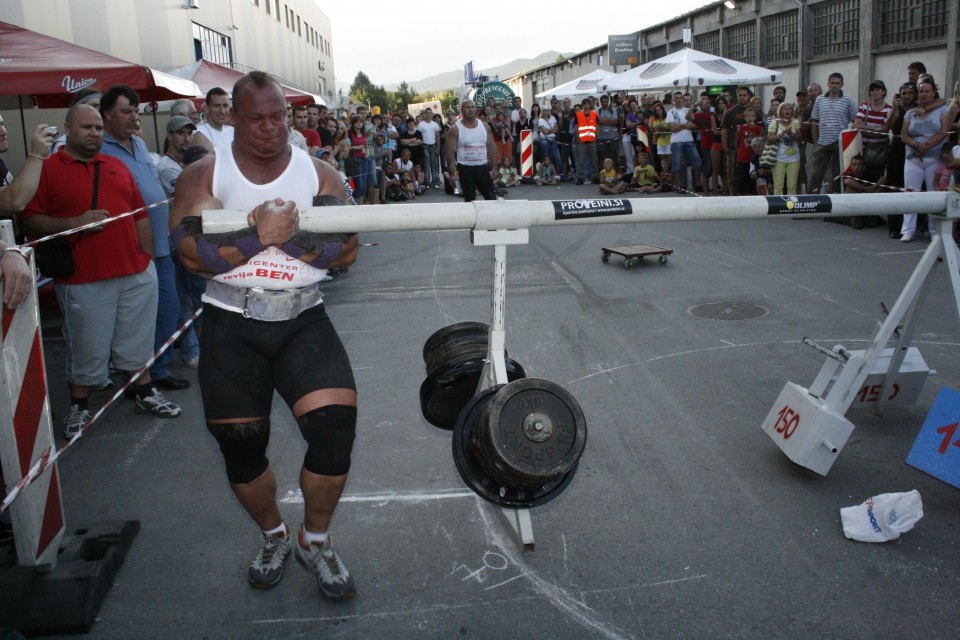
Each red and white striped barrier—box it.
[0,248,64,568]
[839,130,863,194]
[520,130,534,179]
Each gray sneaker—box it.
[294,526,355,600]
[134,388,182,418]
[248,530,291,589]
[63,404,91,439]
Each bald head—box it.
[460,99,478,122]
[232,71,285,113]
[64,104,104,160]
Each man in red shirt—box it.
[293,106,322,156]
[21,104,179,438]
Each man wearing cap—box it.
[157,116,197,197]
[808,73,857,194]
[157,116,205,369]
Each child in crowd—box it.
[659,158,674,192]
[319,149,357,206]
[935,145,953,192]
[748,136,774,195]
[629,151,661,193]
[535,155,560,185]
[951,141,960,193]
[599,157,626,194]
[401,174,417,200]
[736,109,764,195]
[498,157,522,187]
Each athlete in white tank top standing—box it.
[169,72,362,602]
[445,99,497,202]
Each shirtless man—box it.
[169,71,360,600]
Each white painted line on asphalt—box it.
[279,487,475,504]
[550,260,585,294]
[475,497,635,640]
[121,421,163,468]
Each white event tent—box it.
[602,48,782,93]
[535,69,618,100]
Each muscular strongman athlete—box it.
[169,71,360,600]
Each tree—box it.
[349,71,388,111]
[393,81,417,113]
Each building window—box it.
[296,16,301,36]
[274,0,280,21]
[250,0,259,5]
[879,0,948,46]
[695,31,720,56]
[192,22,233,66]
[811,0,859,57]
[265,0,270,14]
[724,22,756,64]
[669,40,683,53]
[284,6,289,28]
[646,44,667,63]
[763,11,798,64]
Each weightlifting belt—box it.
[204,279,323,321]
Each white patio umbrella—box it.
[602,48,782,93]
[535,69,618,100]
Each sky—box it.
[321,1,717,91]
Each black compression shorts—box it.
[199,303,356,420]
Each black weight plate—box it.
[425,333,491,375]
[452,386,579,509]
[472,378,587,489]
[422,321,490,365]
[419,358,526,430]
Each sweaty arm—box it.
[170,156,357,275]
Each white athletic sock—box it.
[300,526,327,547]
[262,522,288,538]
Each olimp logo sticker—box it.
[766,195,832,216]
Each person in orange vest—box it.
[575,98,598,185]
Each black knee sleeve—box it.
[296,405,357,476]
[206,418,271,484]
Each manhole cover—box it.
[688,302,768,320]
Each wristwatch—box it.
[0,246,29,262]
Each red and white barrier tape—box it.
[0,305,202,513]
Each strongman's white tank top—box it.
[208,143,324,293]
[456,120,488,166]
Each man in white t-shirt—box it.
[193,87,235,151]
[668,93,702,189]
[416,108,442,189]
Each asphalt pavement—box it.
[13,181,960,639]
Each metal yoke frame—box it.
[470,228,536,551]
[808,217,960,416]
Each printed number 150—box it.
[773,405,800,439]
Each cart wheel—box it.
[659,254,668,264]
[623,257,633,270]
[601,251,610,264]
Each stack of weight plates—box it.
[419,321,525,430]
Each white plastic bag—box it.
[840,490,923,542]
